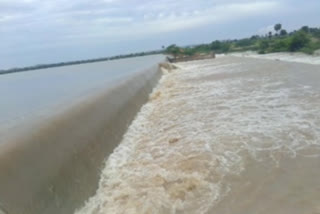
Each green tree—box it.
[274,23,282,34]
[280,29,287,36]
[289,31,310,51]
[184,48,196,56]
[236,38,254,47]
[301,26,309,33]
[166,44,181,58]
[259,40,269,50]
[210,41,222,50]
[271,39,289,52]
[221,43,231,52]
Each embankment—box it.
[0,63,164,214]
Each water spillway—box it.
[76,56,320,214]
[0,55,165,214]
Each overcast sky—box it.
[0,0,319,69]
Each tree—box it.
[280,29,287,36]
[236,38,253,47]
[166,44,181,58]
[271,40,289,52]
[251,35,260,40]
[268,31,273,39]
[221,43,231,52]
[289,31,310,51]
[274,23,282,34]
[301,26,309,33]
[259,40,269,50]
[184,48,196,56]
[210,41,222,50]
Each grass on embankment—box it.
[165,25,320,57]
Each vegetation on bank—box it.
[165,24,320,57]
[2,24,319,74]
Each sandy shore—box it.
[76,55,320,214]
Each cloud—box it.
[0,0,319,68]
[1,0,277,43]
[67,1,279,42]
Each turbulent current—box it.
[77,56,320,214]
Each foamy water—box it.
[76,56,320,214]
[229,51,320,65]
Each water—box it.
[0,55,165,137]
[0,55,165,214]
[77,56,320,214]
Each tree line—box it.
[2,24,319,74]
[165,24,320,57]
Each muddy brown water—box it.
[0,55,165,214]
[76,56,320,214]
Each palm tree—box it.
[274,24,282,36]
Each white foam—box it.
[76,57,320,214]
[229,51,320,65]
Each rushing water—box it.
[0,55,165,138]
[77,56,320,214]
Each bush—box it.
[166,44,181,57]
[289,32,310,51]
[300,47,314,54]
[210,41,230,53]
[259,40,269,51]
[210,41,222,50]
[280,29,288,36]
[270,39,290,52]
[221,43,231,52]
[193,44,211,53]
[300,41,320,54]
[184,48,196,56]
[235,38,254,47]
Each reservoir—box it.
[0,54,166,214]
[0,55,165,137]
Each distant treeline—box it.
[0,50,162,75]
[3,25,320,75]
[166,25,320,57]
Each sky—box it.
[0,0,319,69]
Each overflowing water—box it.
[230,52,320,65]
[0,55,165,214]
[77,56,320,214]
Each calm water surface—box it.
[0,55,165,133]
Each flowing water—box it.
[0,55,166,214]
[77,56,320,214]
